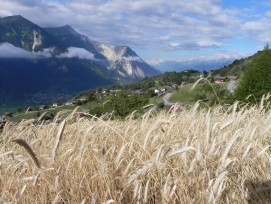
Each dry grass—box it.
[1,102,271,203]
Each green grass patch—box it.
[171,82,233,106]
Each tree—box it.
[235,49,271,103]
[17,108,22,113]
[103,92,149,117]
[203,70,208,78]
[264,43,269,50]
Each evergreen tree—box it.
[235,49,271,103]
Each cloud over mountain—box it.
[0,43,35,58]
[0,0,271,62]
[57,47,95,60]
[0,1,264,47]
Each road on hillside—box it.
[227,81,237,93]
[163,93,175,106]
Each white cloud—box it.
[0,0,271,57]
[0,0,239,51]
[242,19,271,43]
[0,43,96,60]
[35,47,55,58]
[0,43,54,58]
[57,47,95,60]
[0,43,35,58]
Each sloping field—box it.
[1,103,271,203]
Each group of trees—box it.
[194,84,235,105]
[89,92,149,118]
[235,48,271,104]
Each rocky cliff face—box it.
[98,44,160,79]
[0,15,159,81]
[0,15,160,109]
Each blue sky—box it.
[0,0,271,64]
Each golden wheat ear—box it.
[13,138,41,168]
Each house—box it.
[227,75,238,81]
[39,105,48,110]
[214,76,227,83]
[78,97,87,104]
[154,89,160,94]
[160,88,166,93]
[172,84,178,89]
[65,102,73,106]
[133,90,143,95]
[101,89,110,94]
[52,103,58,108]
[79,97,87,101]
[110,89,121,93]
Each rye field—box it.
[1,102,271,203]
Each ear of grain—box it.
[221,130,241,164]
[104,199,115,204]
[242,144,252,160]
[115,144,127,168]
[38,111,48,121]
[52,119,66,162]
[209,171,228,203]
[52,191,62,204]
[143,179,150,203]
[220,119,235,130]
[13,139,41,168]
[167,146,197,158]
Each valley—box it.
[0,15,160,112]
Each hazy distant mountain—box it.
[0,15,159,109]
[152,58,234,73]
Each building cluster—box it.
[214,75,238,83]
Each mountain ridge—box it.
[0,15,159,110]
[0,15,160,79]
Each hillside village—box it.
[0,69,239,126]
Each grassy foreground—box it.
[1,103,271,203]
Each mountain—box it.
[44,25,106,59]
[0,15,159,110]
[152,58,234,73]
[0,15,60,52]
[0,58,113,107]
[45,25,160,80]
[97,44,160,79]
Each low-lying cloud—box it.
[0,43,35,58]
[0,43,96,60]
[57,47,95,60]
[0,43,55,58]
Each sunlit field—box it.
[1,102,271,203]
